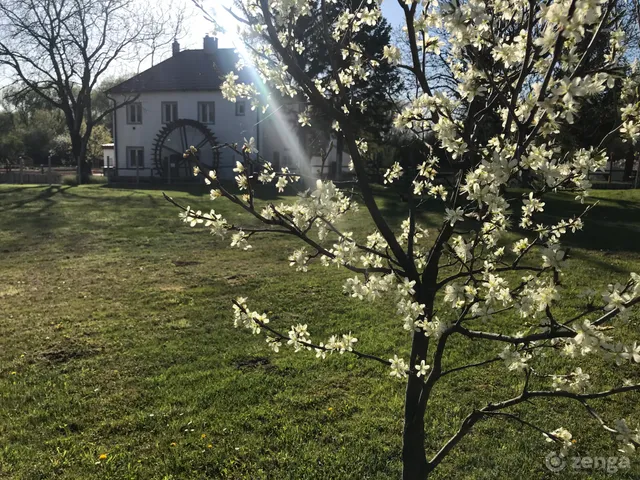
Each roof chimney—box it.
[172,39,180,56]
[203,35,218,54]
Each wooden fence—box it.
[0,170,63,184]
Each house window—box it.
[162,102,178,123]
[127,103,142,124]
[198,102,215,124]
[127,147,144,168]
[283,149,292,167]
[236,101,246,116]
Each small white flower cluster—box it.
[382,45,401,65]
[257,161,277,184]
[232,297,360,360]
[415,316,449,340]
[550,367,590,393]
[563,319,611,357]
[343,274,394,301]
[521,192,545,227]
[193,166,217,186]
[233,297,269,335]
[413,157,445,198]
[287,323,311,352]
[444,207,465,226]
[271,180,352,246]
[317,332,358,359]
[275,167,299,192]
[620,68,640,142]
[333,5,380,40]
[540,244,565,270]
[230,231,252,251]
[415,360,431,377]
[288,248,309,272]
[544,427,574,457]
[393,93,468,160]
[398,297,426,331]
[558,312,640,366]
[443,283,476,309]
[233,160,249,191]
[544,419,637,457]
[179,207,228,239]
[383,162,403,184]
[499,346,532,372]
[614,419,640,455]
[516,278,558,319]
[394,220,429,258]
[298,111,311,127]
[342,274,439,336]
[602,278,637,313]
[461,157,515,216]
[329,234,359,268]
[482,273,512,307]
[221,72,259,103]
[389,355,409,379]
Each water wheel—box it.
[152,119,218,182]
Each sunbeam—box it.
[210,0,316,182]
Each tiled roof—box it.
[108,48,245,94]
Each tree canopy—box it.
[0,0,183,182]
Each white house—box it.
[107,35,350,183]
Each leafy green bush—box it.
[61,175,78,186]
[88,175,108,185]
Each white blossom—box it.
[389,355,408,378]
[415,360,431,377]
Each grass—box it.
[0,183,639,479]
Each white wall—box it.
[112,90,349,182]
[113,91,259,179]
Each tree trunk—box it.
[335,135,343,181]
[403,371,429,480]
[401,238,450,480]
[79,159,92,184]
[71,132,91,184]
[624,146,635,182]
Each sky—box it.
[0,1,406,91]
[192,0,406,50]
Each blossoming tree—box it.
[174,0,640,478]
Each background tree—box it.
[302,0,403,176]
[91,74,136,133]
[0,0,184,183]
[0,82,114,167]
[0,92,67,166]
[294,1,402,135]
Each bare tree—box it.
[0,0,185,183]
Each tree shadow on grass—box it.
[105,180,321,202]
[568,249,632,275]
[0,185,43,196]
[372,187,640,258]
[515,193,640,253]
[0,185,71,212]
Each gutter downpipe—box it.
[256,104,261,153]
[105,93,118,183]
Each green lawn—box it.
[0,184,639,479]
